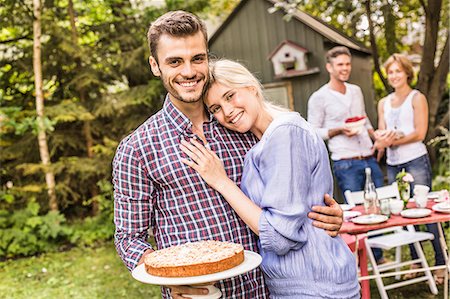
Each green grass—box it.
[0,241,448,298]
[0,244,161,299]
[368,239,448,299]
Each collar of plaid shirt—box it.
[114,96,269,298]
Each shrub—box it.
[0,200,72,259]
[0,179,115,259]
[68,180,115,247]
[429,127,450,191]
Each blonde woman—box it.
[180,59,359,298]
[375,53,445,283]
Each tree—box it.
[0,0,219,219]
[364,0,391,92]
[33,0,58,211]
[416,0,449,138]
[67,0,98,214]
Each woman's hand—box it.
[180,139,230,192]
[373,129,396,149]
[168,285,209,299]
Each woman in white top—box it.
[375,53,445,284]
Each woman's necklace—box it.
[391,88,412,108]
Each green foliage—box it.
[0,200,71,259]
[0,0,237,260]
[0,0,167,219]
[429,127,450,191]
[69,180,115,247]
[0,179,115,259]
[46,100,95,123]
[166,0,210,13]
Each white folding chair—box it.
[345,183,437,299]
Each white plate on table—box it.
[131,250,262,286]
[344,211,362,222]
[428,191,440,200]
[400,208,432,218]
[340,204,354,211]
[432,202,450,214]
[351,214,388,225]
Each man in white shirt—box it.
[308,46,386,263]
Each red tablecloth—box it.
[340,200,450,234]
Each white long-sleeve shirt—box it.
[307,82,374,161]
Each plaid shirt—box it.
[113,97,269,298]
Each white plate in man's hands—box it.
[400,208,432,218]
[132,250,262,286]
[351,214,388,225]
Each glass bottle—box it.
[364,167,380,215]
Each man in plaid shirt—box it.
[113,10,344,299]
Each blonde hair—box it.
[206,59,288,112]
[384,53,414,85]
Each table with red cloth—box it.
[339,200,450,299]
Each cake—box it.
[144,240,245,277]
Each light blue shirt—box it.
[241,112,360,298]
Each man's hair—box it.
[326,46,352,63]
[383,53,414,85]
[147,11,208,62]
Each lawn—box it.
[0,244,161,299]
[0,242,447,298]
[368,236,449,299]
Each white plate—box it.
[400,208,432,218]
[351,214,388,225]
[432,202,450,213]
[132,250,262,286]
[340,204,354,211]
[428,191,440,199]
[434,198,447,203]
[344,211,362,222]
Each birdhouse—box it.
[268,40,319,78]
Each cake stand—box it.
[132,250,262,298]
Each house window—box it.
[263,81,294,110]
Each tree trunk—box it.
[68,0,98,215]
[365,0,391,93]
[416,0,447,164]
[382,4,398,55]
[416,0,441,95]
[427,35,449,139]
[33,0,58,211]
[416,0,447,141]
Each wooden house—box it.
[208,0,376,121]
